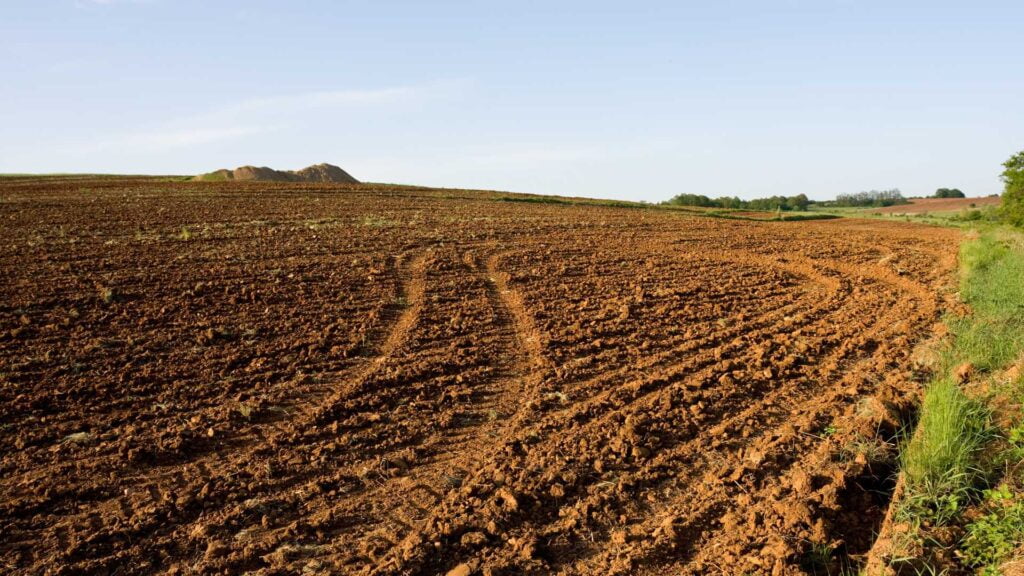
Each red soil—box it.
[869,196,1000,214]
[0,178,960,575]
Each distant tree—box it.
[934,188,965,198]
[1001,151,1024,227]
[714,196,744,209]
[786,193,809,211]
[664,193,716,208]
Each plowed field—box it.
[869,196,1001,214]
[0,178,960,575]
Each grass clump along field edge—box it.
[899,377,993,523]
[892,228,1024,573]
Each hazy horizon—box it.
[3,1,1022,202]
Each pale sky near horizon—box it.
[2,1,1022,202]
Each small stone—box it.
[446,563,472,576]
[460,531,487,547]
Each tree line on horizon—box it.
[661,149,1023,228]
[662,186,996,211]
[661,193,811,211]
[662,188,909,211]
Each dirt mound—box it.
[238,165,296,181]
[293,163,359,184]
[194,163,359,183]
[232,165,297,182]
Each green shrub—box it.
[961,485,1024,569]
[1001,151,1024,227]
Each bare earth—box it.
[0,177,960,575]
[869,196,1000,214]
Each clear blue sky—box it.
[2,1,1022,201]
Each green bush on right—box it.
[1001,151,1024,227]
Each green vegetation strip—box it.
[498,194,668,210]
[701,210,839,222]
[895,228,1024,573]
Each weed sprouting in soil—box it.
[800,541,835,574]
[799,540,860,576]
[362,214,397,227]
[236,402,256,420]
[98,285,118,304]
[842,433,897,466]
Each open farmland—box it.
[0,178,960,575]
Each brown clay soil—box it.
[868,196,1001,214]
[0,178,961,575]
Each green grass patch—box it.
[498,195,572,205]
[497,194,658,210]
[893,227,1024,570]
[899,377,994,524]
[949,231,1024,371]
[703,210,840,222]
